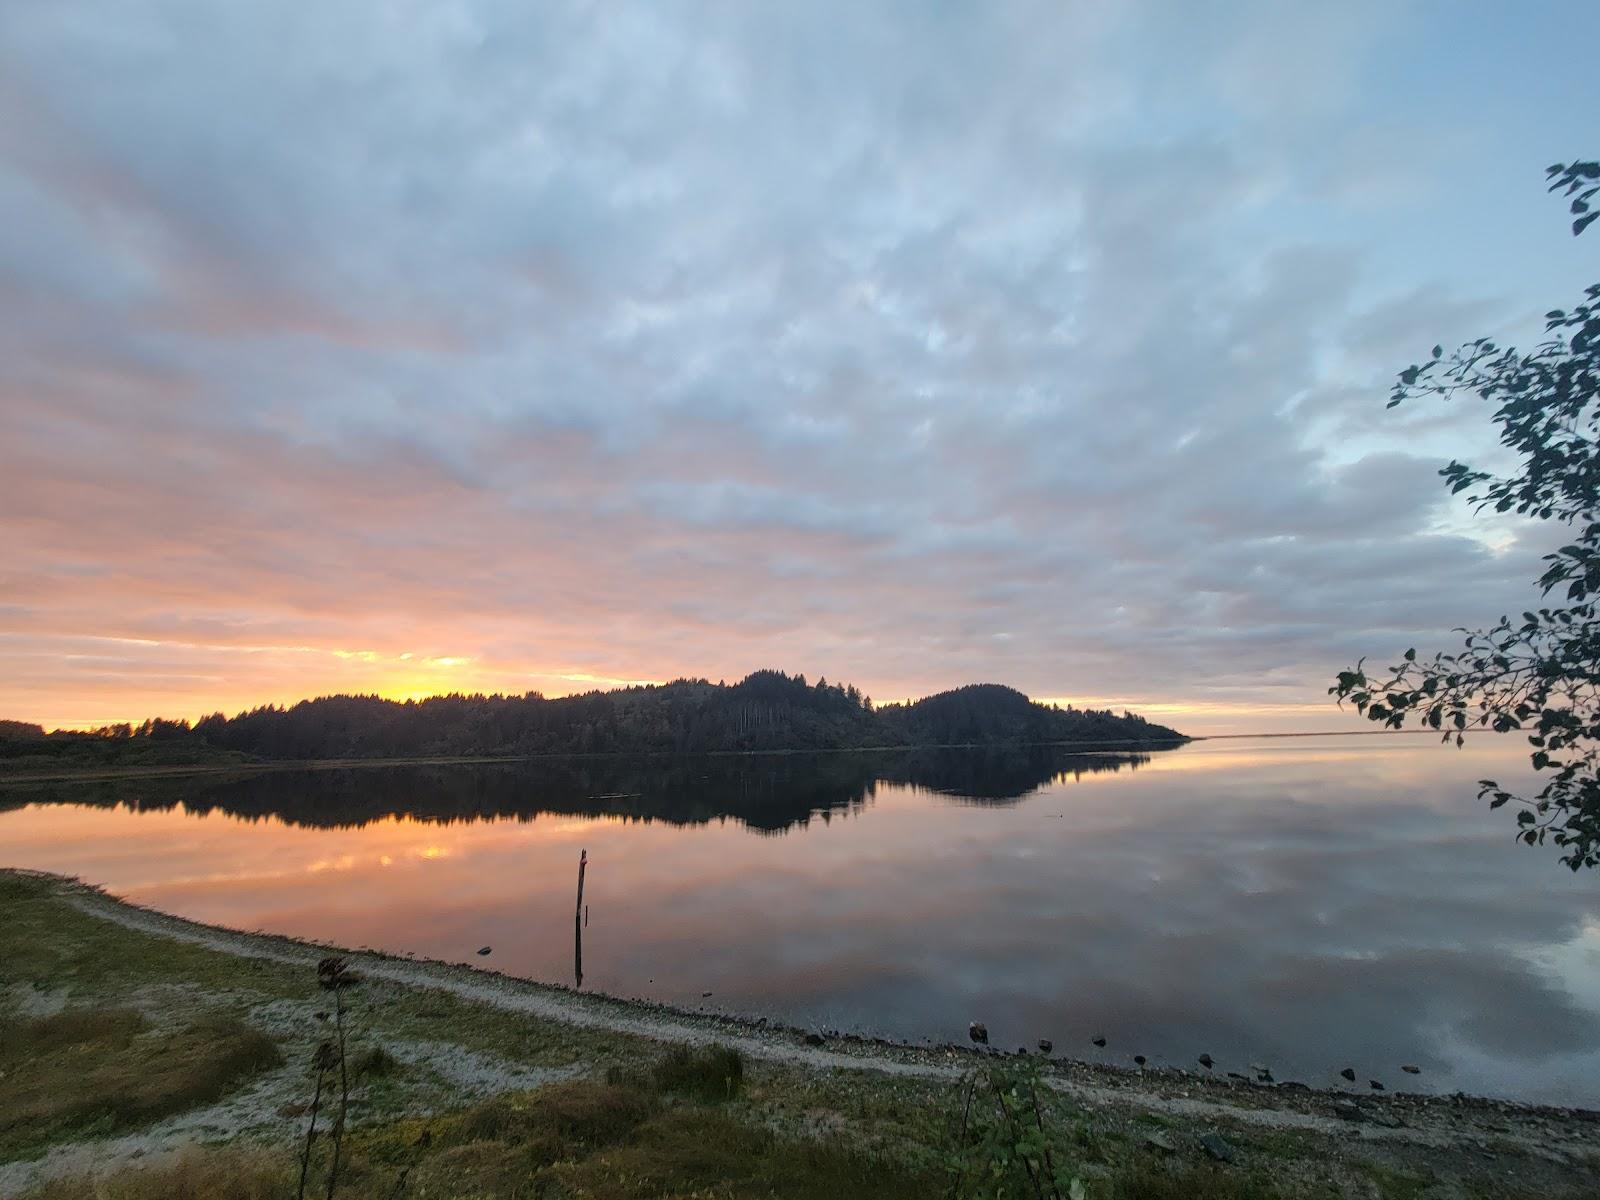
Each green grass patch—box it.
[605,1040,746,1102]
[351,1044,399,1078]
[0,1007,282,1157]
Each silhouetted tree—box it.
[1333,160,1600,869]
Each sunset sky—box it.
[2,1,1597,735]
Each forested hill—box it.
[0,671,1185,765]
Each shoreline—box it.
[5,867,1597,1197]
[0,738,1188,787]
[10,868,1595,1123]
[0,729,1477,789]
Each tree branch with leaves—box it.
[1332,159,1600,870]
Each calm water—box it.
[3,737,1598,1106]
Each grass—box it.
[27,1080,941,1200]
[545,1103,936,1199]
[0,871,648,1075]
[351,1044,398,1077]
[0,1006,282,1158]
[604,1040,746,1102]
[1109,1161,1316,1200]
[25,1147,293,1200]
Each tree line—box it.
[0,671,1184,767]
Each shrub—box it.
[647,1042,745,1102]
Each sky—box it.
[2,1,1597,736]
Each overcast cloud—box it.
[2,0,1597,731]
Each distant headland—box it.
[0,671,1185,772]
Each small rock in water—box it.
[1199,1133,1238,1164]
[702,991,713,998]
[1091,1035,1107,1048]
[1133,1054,1147,1067]
[968,1022,989,1045]
[1402,1064,1421,1075]
[477,946,492,956]
[804,1032,825,1047]
[1369,1080,1385,1091]
[1340,1068,1357,1083]
[1038,1039,1054,1054]
[1197,1054,1214,1069]
[1144,1132,1177,1153]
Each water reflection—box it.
[0,745,1151,833]
[2,738,1598,1107]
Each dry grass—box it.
[23,1077,935,1199]
[545,1104,936,1200]
[1109,1161,1306,1200]
[450,1079,656,1154]
[311,1077,936,1199]
[25,1147,291,1200]
[0,1007,282,1156]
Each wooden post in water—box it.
[574,849,587,988]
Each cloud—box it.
[0,0,1592,730]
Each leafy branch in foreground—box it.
[1332,159,1600,870]
[946,1056,1085,1200]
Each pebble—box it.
[477,947,491,956]
[1092,1035,1107,1048]
[1144,1132,1177,1153]
[968,1022,989,1045]
[1038,1039,1054,1054]
[1197,1054,1213,1069]
[1402,1064,1421,1075]
[1340,1068,1357,1083]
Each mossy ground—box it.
[3,871,1596,1199]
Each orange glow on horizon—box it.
[3,633,1362,738]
